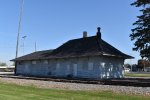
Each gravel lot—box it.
[0,77,150,96]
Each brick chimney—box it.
[97,27,101,39]
[83,31,87,38]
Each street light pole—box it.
[15,0,24,75]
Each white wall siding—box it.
[16,56,124,79]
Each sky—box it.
[0,0,141,65]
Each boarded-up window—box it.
[88,62,93,71]
[82,62,88,70]
[67,65,70,71]
[32,61,36,64]
[56,63,60,70]
[43,60,48,64]
[25,65,29,73]
[73,64,77,76]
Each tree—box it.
[124,64,131,69]
[138,59,150,70]
[130,0,150,60]
[0,62,7,66]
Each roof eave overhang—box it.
[11,53,134,61]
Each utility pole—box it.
[22,36,27,55]
[15,0,24,75]
[129,53,133,72]
[16,0,24,58]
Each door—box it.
[73,64,77,77]
[24,64,29,74]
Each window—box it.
[88,62,93,71]
[43,60,48,64]
[32,61,36,64]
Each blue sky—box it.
[0,0,141,65]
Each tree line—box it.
[0,62,7,66]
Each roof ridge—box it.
[68,35,97,42]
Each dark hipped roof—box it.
[11,35,133,61]
[11,50,53,61]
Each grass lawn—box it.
[0,82,149,100]
[125,73,150,77]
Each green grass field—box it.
[125,73,150,77]
[0,82,149,100]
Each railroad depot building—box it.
[11,27,133,79]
